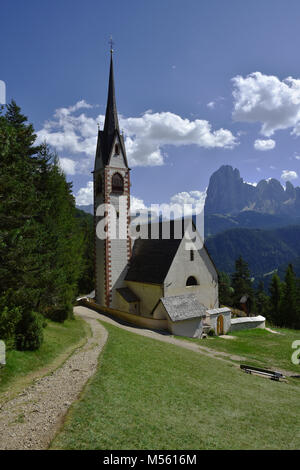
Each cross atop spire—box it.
[103,43,119,137]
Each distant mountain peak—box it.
[205,165,300,217]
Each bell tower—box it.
[93,48,131,308]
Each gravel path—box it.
[0,310,107,450]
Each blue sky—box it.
[2,0,300,210]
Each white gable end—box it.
[163,223,218,309]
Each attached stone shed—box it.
[153,294,207,338]
[116,287,140,315]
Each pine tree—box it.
[231,256,255,312]
[280,264,298,329]
[5,100,40,158]
[0,101,87,347]
[32,144,84,321]
[0,103,41,308]
[255,280,269,315]
[218,271,233,306]
[0,104,45,349]
[268,274,283,326]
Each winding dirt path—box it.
[76,306,246,366]
[0,310,107,450]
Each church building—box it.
[92,51,231,338]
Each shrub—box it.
[16,310,44,351]
[0,305,22,350]
[50,302,73,323]
[208,328,215,337]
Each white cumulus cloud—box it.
[75,181,94,205]
[37,101,238,174]
[232,72,300,136]
[207,101,215,109]
[254,138,276,151]
[281,170,298,182]
[75,181,207,220]
[59,157,77,175]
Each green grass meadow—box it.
[0,316,88,399]
[188,326,300,375]
[51,321,300,450]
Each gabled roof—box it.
[125,218,216,285]
[160,295,207,322]
[125,219,185,284]
[125,238,181,284]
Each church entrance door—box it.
[217,315,224,335]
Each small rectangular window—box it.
[190,250,194,261]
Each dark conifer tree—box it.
[268,273,283,326]
[255,280,269,315]
[280,264,298,329]
[0,101,87,347]
[218,271,233,306]
[231,256,255,312]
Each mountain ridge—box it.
[205,165,300,217]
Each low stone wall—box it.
[230,315,266,332]
[80,299,168,331]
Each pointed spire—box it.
[103,48,120,137]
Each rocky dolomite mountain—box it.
[205,165,300,217]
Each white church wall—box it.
[125,281,163,317]
[167,317,203,338]
[94,188,106,306]
[164,233,219,309]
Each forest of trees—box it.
[219,256,300,329]
[0,101,94,351]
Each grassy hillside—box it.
[0,317,89,400]
[185,327,300,375]
[51,322,300,450]
[205,224,300,276]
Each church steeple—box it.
[94,45,131,308]
[103,51,120,137]
[94,47,127,169]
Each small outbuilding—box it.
[153,294,207,338]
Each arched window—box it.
[112,172,124,193]
[96,175,102,195]
[115,143,120,155]
[186,276,198,286]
